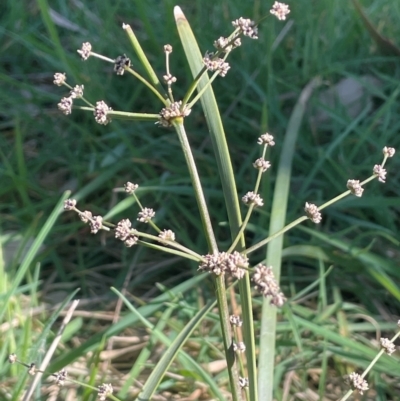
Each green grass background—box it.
[1,0,400,399]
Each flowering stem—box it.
[78,108,160,122]
[125,67,169,105]
[172,119,218,252]
[137,240,203,262]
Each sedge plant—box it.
[9,2,399,401]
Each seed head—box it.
[253,157,271,172]
[114,54,131,75]
[158,229,176,243]
[380,337,396,355]
[252,264,286,306]
[304,202,322,223]
[203,54,231,77]
[199,251,248,279]
[64,199,77,211]
[349,372,368,395]
[383,146,395,158]
[54,369,67,386]
[124,182,139,194]
[257,133,275,146]
[159,101,191,127]
[70,85,84,99]
[233,342,246,353]
[8,354,17,364]
[232,17,258,39]
[242,191,264,207]
[229,315,243,327]
[98,383,113,401]
[53,72,66,86]
[89,215,103,234]
[137,208,155,223]
[94,100,112,125]
[270,2,291,21]
[373,164,387,183]
[77,42,92,60]
[347,179,364,197]
[58,97,73,115]
[164,44,173,54]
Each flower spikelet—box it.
[232,17,258,39]
[94,101,112,125]
[54,369,67,386]
[58,97,73,115]
[253,157,271,172]
[64,199,77,211]
[257,133,275,146]
[213,36,241,52]
[70,85,84,99]
[270,2,290,20]
[158,229,176,243]
[373,164,387,183]
[230,315,243,327]
[203,54,231,77]
[349,372,368,395]
[347,179,364,197]
[53,72,66,86]
[199,251,248,279]
[380,337,396,355]
[159,101,191,127]
[89,216,103,234]
[137,208,155,223]
[98,383,113,401]
[114,54,131,75]
[77,42,92,60]
[304,202,322,223]
[242,191,264,207]
[383,146,395,158]
[115,219,132,241]
[124,182,139,194]
[252,264,286,306]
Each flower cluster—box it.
[203,54,231,77]
[242,191,264,207]
[257,133,275,146]
[214,36,241,52]
[252,264,286,306]
[63,199,105,234]
[349,372,368,395]
[380,337,396,355]
[158,229,176,243]
[347,179,364,197]
[198,251,248,279]
[304,202,322,224]
[114,54,131,75]
[94,100,112,125]
[253,157,271,172]
[115,219,138,247]
[270,2,291,21]
[98,383,113,401]
[159,101,192,127]
[232,17,258,39]
[137,208,155,223]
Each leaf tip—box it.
[174,6,186,22]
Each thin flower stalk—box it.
[245,163,392,255]
[77,108,160,122]
[228,143,269,253]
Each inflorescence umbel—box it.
[52,4,400,399]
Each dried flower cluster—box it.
[114,54,131,75]
[252,264,286,306]
[257,133,275,146]
[198,251,248,279]
[242,191,264,207]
